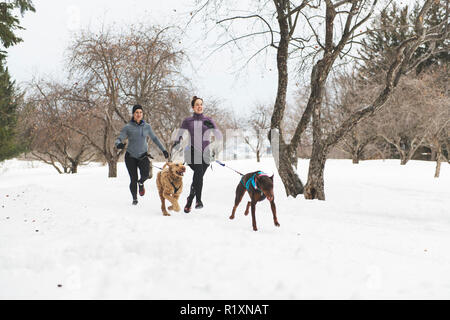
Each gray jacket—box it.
[115,120,166,159]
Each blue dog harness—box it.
[241,171,269,192]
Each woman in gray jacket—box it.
[116,105,169,205]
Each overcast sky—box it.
[7,0,280,116]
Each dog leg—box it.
[244,202,251,216]
[159,189,170,217]
[164,191,181,212]
[230,184,245,220]
[270,200,280,227]
[251,201,258,231]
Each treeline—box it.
[1,1,449,199]
[299,2,450,178]
[191,0,448,199]
[16,25,233,177]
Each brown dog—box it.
[156,162,186,216]
[230,171,280,231]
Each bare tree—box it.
[151,87,192,156]
[325,70,379,164]
[193,0,448,200]
[420,68,450,177]
[242,103,272,162]
[22,80,95,174]
[375,76,430,165]
[65,25,185,177]
[300,0,448,199]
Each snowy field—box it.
[0,158,449,300]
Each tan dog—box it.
[156,162,186,216]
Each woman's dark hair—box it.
[191,96,203,107]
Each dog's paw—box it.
[253,227,258,232]
[163,212,171,217]
[244,211,249,216]
[275,222,281,227]
[229,215,235,220]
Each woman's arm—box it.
[174,119,189,144]
[147,124,167,153]
[115,124,128,147]
[208,118,223,141]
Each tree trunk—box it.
[108,159,118,178]
[352,151,360,164]
[276,142,304,197]
[71,163,78,174]
[256,150,261,163]
[304,143,327,200]
[435,146,442,178]
[399,150,408,165]
[431,148,437,161]
[269,5,305,198]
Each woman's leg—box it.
[137,156,150,184]
[191,162,210,203]
[125,153,139,200]
[186,164,197,207]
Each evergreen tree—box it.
[0,60,23,161]
[0,0,35,161]
[411,0,450,73]
[358,0,449,80]
[0,0,35,59]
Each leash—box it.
[215,160,244,177]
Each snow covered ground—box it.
[0,158,449,299]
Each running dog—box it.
[157,162,186,216]
[230,171,280,231]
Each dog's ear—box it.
[270,175,274,181]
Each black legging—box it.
[187,162,210,203]
[125,152,150,200]
[189,162,209,202]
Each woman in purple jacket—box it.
[173,96,222,213]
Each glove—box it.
[163,150,169,159]
[172,140,181,151]
[204,120,215,129]
[116,143,126,150]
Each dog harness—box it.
[170,181,180,195]
[241,172,269,192]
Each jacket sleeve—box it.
[115,124,128,147]
[147,124,167,153]
[209,118,223,141]
[174,119,189,144]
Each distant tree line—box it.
[14,24,235,176]
[192,0,449,199]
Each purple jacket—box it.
[176,113,222,151]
